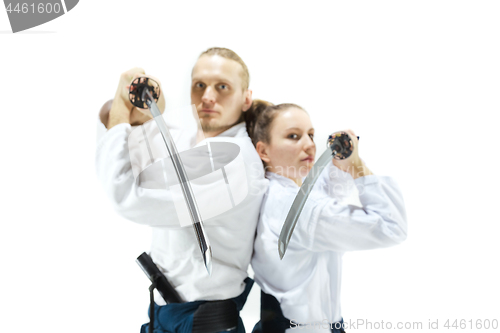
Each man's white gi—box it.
[251,162,407,331]
[96,119,267,304]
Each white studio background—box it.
[1,1,499,332]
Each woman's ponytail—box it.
[243,99,273,142]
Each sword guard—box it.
[129,77,161,109]
[327,131,357,160]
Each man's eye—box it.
[219,84,228,89]
[288,134,299,140]
[195,83,204,88]
[309,134,314,140]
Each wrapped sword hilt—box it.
[128,76,161,109]
[327,131,360,160]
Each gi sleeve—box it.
[317,160,360,204]
[295,174,407,252]
[95,123,180,226]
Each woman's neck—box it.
[266,166,302,187]
[291,177,302,187]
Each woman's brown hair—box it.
[244,100,305,147]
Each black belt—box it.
[192,299,238,333]
[137,252,240,333]
[259,290,290,333]
[140,297,239,333]
[257,290,346,333]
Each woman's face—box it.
[259,107,316,180]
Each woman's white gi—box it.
[251,162,407,330]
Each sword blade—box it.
[144,89,212,275]
[278,149,333,259]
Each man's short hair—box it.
[198,47,250,90]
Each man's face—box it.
[191,55,252,136]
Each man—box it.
[96,48,267,332]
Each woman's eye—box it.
[309,134,314,140]
[288,134,299,140]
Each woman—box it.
[244,101,407,333]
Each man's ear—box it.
[242,89,253,112]
[256,141,271,164]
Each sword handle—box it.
[327,131,359,160]
[128,76,161,109]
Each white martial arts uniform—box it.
[252,162,407,331]
[96,118,268,304]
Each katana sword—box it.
[129,77,212,275]
[278,132,358,259]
